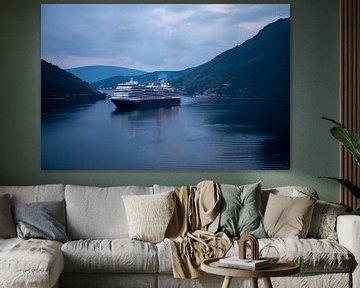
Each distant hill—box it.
[41,59,104,97]
[92,68,193,89]
[173,17,290,98]
[67,65,147,83]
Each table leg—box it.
[221,276,233,288]
[251,278,258,288]
[263,277,273,288]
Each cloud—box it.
[41,4,290,71]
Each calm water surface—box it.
[41,97,290,170]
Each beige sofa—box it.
[0,184,359,288]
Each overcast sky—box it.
[41,4,290,71]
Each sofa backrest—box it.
[65,184,154,240]
[0,184,320,240]
[153,184,175,194]
[0,184,65,204]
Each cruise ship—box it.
[110,78,181,109]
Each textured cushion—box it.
[122,191,175,243]
[0,238,64,288]
[263,193,316,238]
[218,182,266,238]
[0,194,16,238]
[12,200,70,243]
[61,239,158,273]
[308,200,347,240]
[0,184,65,204]
[159,237,353,274]
[252,238,352,273]
[65,185,153,239]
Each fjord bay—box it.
[41,97,289,170]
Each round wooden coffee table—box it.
[201,257,300,288]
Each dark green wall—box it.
[0,0,340,202]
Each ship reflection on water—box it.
[111,106,181,138]
[41,97,289,170]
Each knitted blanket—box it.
[165,180,231,278]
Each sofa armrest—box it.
[337,215,360,288]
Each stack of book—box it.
[218,257,271,270]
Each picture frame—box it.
[41,4,290,170]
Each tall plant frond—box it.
[318,177,360,199]
[322,117,360,165]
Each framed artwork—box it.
[41,4,290,170]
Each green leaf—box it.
[318,177,360,199]
[351,208,360,215]
[322,117,360,165]
[330,127,360,165]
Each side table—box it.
[201,257,300,288]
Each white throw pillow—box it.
[122,191,175,243]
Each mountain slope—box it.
[93,68,193,88]
[67,65,147,83]
[41,59,103,98]
[173,17,290,98]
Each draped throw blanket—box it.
[165,181,231,279]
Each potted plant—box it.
[320,117,360,215]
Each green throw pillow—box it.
[218,182,266,238]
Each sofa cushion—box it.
[0,238,64,288]
[122,191,175,243]
[0,194,16,238]
[235,238,353,273]
[158,237,353,274]
[261,238,353,273]
[156,240,173,274]
[12,200,70,243]
[65,185,153,239]
[263,194,316,238]
[61,239,158,273]
[307,200,347,240]
[261,186,319,213]
[0,184,65,204]
[218,182,266,238]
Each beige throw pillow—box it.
[0,194,17,238]
[263,193,316,238]
[122,191,175,243]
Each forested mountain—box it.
[92,68,193,89]
[67,65,146,83]
[172,17,290,98]
[41,59,104,98]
